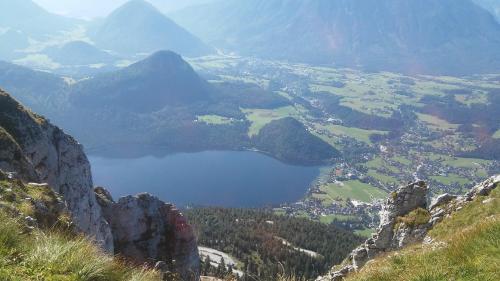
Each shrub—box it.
[395,208,430,229]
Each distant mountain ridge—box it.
[92,0,214,57]
[44,41,116,65]
[173,0,500,75]
[0,0,78,38]
[474,0,500,22]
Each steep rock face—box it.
[319,176,500,281]
[0,90,113,251]
[318,182,429,280]
[95,188,200,280]
[1,90,201,279]
[374,181,428,250]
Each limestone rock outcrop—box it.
[0,90,113,251]
[317,181,429,281]
[95,188,200,280]
[318,176,499,281]
[1,90,201,280]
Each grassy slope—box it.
[0,179,160,281]
[346,186,500,281]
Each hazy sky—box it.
[32,0,212,19]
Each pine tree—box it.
[203,256,211,276]
[217,257,227,277]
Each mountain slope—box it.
[92,0,214,57]
[148,0,215,13]
[345,179,500,281]
[0,89,113,250]
[173,0,500,75]
[0,29,30,60]
[70,50,213,113]
[44,41,116,65]
[0,61,67,114]
[0,0,77,38]
[474,0,500,22]
[319,176,500,281]
[0,176,161,281]
[0,89,201,279]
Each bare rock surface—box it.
[96,188,200,280]
[0,90,113,251]
[1,90,200,279]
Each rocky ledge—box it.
[0,90,200,280]
[318,175,500,281]
[0,90,113,250]
[95,188,200,280]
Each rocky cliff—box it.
[318,175,500,281]
[0,89,200,279]
[0,89,113,251]
[95,188,200,280]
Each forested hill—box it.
[70,50,213,113]
[253,117,341,165]
[185,208,363,280]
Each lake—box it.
[89,150,321,208]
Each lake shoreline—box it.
[89,150,322,208]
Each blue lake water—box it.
[89,150,320,208]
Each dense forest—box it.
[184,208,363,280]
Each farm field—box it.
[188,55,499,229]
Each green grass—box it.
[365,157,384,169]
[354,228,375,238]
[430,174,470,186]
[365,157,400,173]
[454,91,489,106]
[314,180,387,203]
[416,113,459,131]
[0,212,160,281]
[367,170,399,186]
[273,208,286,216]
[194,55,500,125]
[391,156,412,166]
[493,130,500,139]
[347,187,500,281]
[314,124,387,145]
[443,157,491,169]
[319,214,358,224]
[395,208,431,229]
[197,115,234,125]
[0,177,161,281]
[243,106,306,136]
